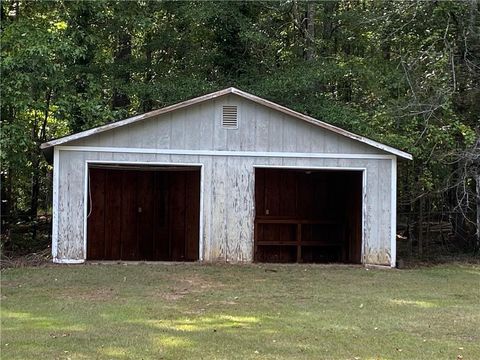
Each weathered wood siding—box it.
[54,94,395,265]
[70,95,385,155]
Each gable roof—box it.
[40,87,412,160]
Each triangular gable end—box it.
[40,87,412,160]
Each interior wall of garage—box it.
[254,168,363,263]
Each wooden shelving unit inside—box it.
[254,218,346,263]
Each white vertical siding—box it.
[225,157,255,261]
[213,99,227,151]
[71,94,385,156]
[156,112,172,149]
[198,103,215,150]
[54,150,395,265]
[210,156,228,260]
[57,150,85,260]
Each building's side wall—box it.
[54,149,393,265]
[70,95,386,156]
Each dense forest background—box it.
[1,0,479,260]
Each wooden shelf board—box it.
[301,242,342,247]
[257,241,297,246]
[257,241,343,247]
[255,218,343,225]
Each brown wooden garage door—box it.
[87,166,200,261]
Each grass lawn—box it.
[1,263,479,360]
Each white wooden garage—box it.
[41,87,412,266]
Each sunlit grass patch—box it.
[141,314,260,333]
[390,299,438,308]
[154,335,193,348]
[97,346,128,357]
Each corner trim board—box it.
[390,157,397,267]
[51,147,59,259]
[83,160,89,259]
[199,164,205,261]
[362,169,368,265]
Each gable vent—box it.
[222,105,238,129]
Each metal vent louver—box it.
[222,105,238,128]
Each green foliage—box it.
[1,1,479,248]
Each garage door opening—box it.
[86,164,200,261]
[254,168,363,263]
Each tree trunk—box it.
[476,171,480,253]
[112,31,131,109]
[290,0,304,59]
[30,89,51,241]
[322,1,338,55]
[30,112,41,241]
[1,103,14,233]
[141,32,154,112]
[1,168,12,235]
[30,161,40,220]
[418,196,424,256]
[305,1,316,60]
[68,2,96,132]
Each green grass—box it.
[1,263,479,360]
